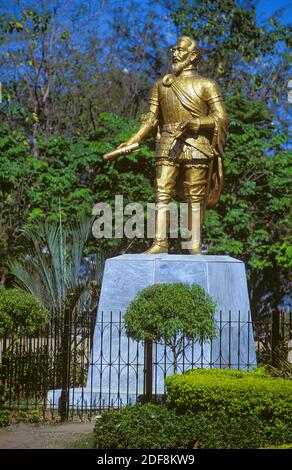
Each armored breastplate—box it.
[158,76,208,124]
[156,76,213,160]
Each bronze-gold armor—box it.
[107,36,228,254]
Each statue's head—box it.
[171,36,201,74]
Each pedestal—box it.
[47,254,257,409]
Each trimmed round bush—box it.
[124,283,217,371]
[0,287,48,337]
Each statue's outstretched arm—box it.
[120,109,158,147]
[119,81,160,147]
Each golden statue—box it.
[103,36,228,254]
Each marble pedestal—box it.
[47,254,256,409]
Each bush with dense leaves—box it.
[0,287,49,404]
[0,410,11,427]
[95,403,195,449]
[94,402,291,449]
[0,287,48,337]
[165,368,292,433]
[125,283,216,343]
[125,283,216,371]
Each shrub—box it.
[30,409,41,423]
[94,403,196,449]
[125,283,216,371]
[94,403,291,449]
[0,408,50,427]
[0,288,49,405]
[1,347,87,406]
[0,287,48,337]
[165,368,292,434]
[0,410,11,427]
[17,410,29,423]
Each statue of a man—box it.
[109,36,228,254]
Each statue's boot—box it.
[144,239,168,254]
[144,203,169,254]
[187,202,201,255]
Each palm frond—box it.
[9,216,105,319]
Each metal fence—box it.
[0,311,291,421]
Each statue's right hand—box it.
[118,137,140,149]
[117,142,128,149]
[103,139,140,161]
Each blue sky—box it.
[0,0,291,24]
[257,0,291,24]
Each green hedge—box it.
[94,369,292,449]
[0,409,42,427]
[95,403,195,449]
[94,403,291,449]
[165,368,292,430]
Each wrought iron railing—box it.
[0,311,291,420]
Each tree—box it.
[0,114,155,284]
[124,283,217,373]
[9,216,103,320]
[8,215,105,421]
[0,0,168,143]
[1,100,290,315]
[0,122,42,284]
[204,95,291,315]
[162,0,291,120]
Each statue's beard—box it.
[171,56,194,75]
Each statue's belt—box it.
[159,123,212,153]
[162,121,207,132]
[162,123,180,132]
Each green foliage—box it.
[9,217,103,319]
[0,123,42,282]
[0,97,290,315]
[125,283,216,370]
[0,287,48,337]
[17,410,28,423]
[94,402,291,449]
[29,409,41,423]
[264,443,292,449]
[0,410,11,427]
[2,346,53,401]
[94,403,195,449]
[1,345,88,407]
[0,409,45,427]
[165,368,292,434]
[168,0,291,106]
[0,116,154,283]
[204,96,291,313]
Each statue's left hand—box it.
[172,118,200,139]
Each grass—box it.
[64,432,95,449]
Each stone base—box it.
[48,254,257,408]
[46,388,136,410]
